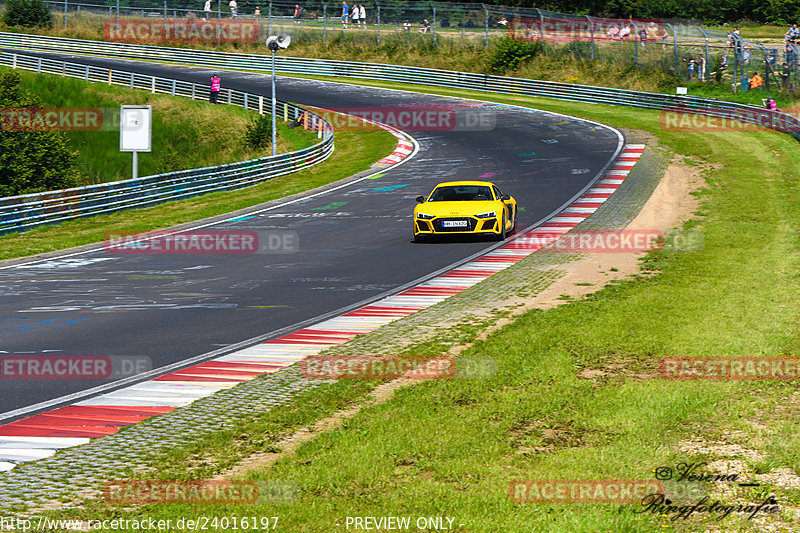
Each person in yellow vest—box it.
[749,72,763,89]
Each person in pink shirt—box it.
[210,74,221,104]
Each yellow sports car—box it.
[413,181,517,242]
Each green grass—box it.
[38,85,800,532]
[2,65,317,184]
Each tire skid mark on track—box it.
[0,145,643,471]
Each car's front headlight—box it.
[417,212,435,220]
[476,211,496,219]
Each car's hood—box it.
[415,201,499,217]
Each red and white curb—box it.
[0,144,644,472]
[375,134,415,167]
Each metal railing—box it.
[1,31,798,140]
[3,0,797,85]
[0,49,334,236]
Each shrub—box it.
[244,113,272,151]
[0,70,80,197]
[2,0,52,28]
[487,37,542,74]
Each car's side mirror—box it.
[416,196,425,203]
[500,194,511,201]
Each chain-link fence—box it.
[2,0,799,89]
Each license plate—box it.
[442,220,468,228]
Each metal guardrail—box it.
[1,31,798,140]
[0,49,334,236]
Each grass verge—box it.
[37,84,800,531]
[1,65,317,185]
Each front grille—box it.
[434,217,477,232]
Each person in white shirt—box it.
[203,0,211,21]
[358,4,366,29]
[229,0,237,19]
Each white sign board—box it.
[120,105,152,152]
[676,87,688,95]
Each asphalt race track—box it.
[0,51,622,420]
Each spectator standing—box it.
[687,58,695,80]
[254,6,260,17]
[341,1,348,29]
[203,0,211,21]
[229,0,237,19]
[210,74,221,104]
[351,4,359,28]
[359,4,366,30]
[638,26,647,47]
[293,4,300,23]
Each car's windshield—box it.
[428,185,493,202]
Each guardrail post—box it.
[537,9,544,43]
[108,69,112,84]
[699,27,710,81]
[376,0,380,43]
[191,83,195,100]
[318,120,322,138]
[431,2,437,46]
[322,2,327,41]
[151,76,156,93]
[667,24,678,77]
[244,92,248,110]
[130,72,134,88]
[171,79,176,95]
[284,103,288,121]
[483,4,489,49]
[228,89,232,104]
[62,61,66,76]
[85,64,89,81]
[259,95,263,114]
[37,57,41,73]
[12,53,17,69]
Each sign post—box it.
[120,105,152,179]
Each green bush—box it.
[2,0,52,28]
[487,37,542,74]
[0,70,79,197]
[244,113,272,151]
